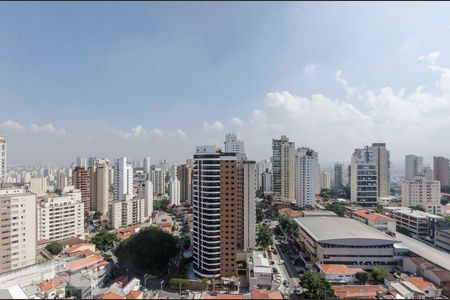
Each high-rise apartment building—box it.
[423,166,433,180]
[0,136,6,183]
[73,167,91,213]
[76,156,87,168]
[405,155,423,180]
[37,189,84,241]
[224,132,245,153]
[401,177,441,208]
[110,198,144,229]
[433,156,449,187]
[90,159,110,214]
[296,147,318,208]
[169,177,180,206]
[0,188,36,273]
[30,176,48,197]
[152,168,165,196]
[143,179,153,218]
[320,171,331,190]
[192,146,256,278]
[143,157,151,177]
[56,171,66,191]
[272,135,296,202]
[261,169,273,194]
[334,163,343,189]
[113,157,133,201]
[351,143,390,207]
[177,162,193,204]
[256,159,271,192]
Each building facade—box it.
[405,155,423,181]
[0,188,36,273]
[272,136,295,202]
[90,159,110,214]
[334,163,343,189]
[110,198,144,229]
[401,177,441,209]
[261,169,273,194]
[296,147,317,208]
[0,136,5,183]
[433,156,449,187]
[113,157,133,201]
[224,132,244,153]
[177,162,193,204]
[30,177,48,197]
[152,168,165,196]
[73,167,91,213]
[169,178,180,206]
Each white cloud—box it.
[230,117,244,126]
[203,121,224,131]
[0,120,26,131]
[335,70,359,97]
[176,129,187,138]
[0,120,65,135]
[302,63,320,73]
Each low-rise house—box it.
[64,243,96,256]
[95,277,142,299]
[247,252,272,290]
[403,257,450,296]
[388,280,425,299]
[154,212,174,226]
[111,226,139,241]
[332,285,387,299]
[35,276,67,299]
[250,289,283,299]
[351,209,396,233]
[318,264,365,285]
[404,276,442,298]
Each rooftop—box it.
[64,255,104,272]
[332,285,386,299]
[294,217,398,244]
[385,207,443,219]
[352,209,395,222]
[319,264,364,275]
[250,289,283,299]
[404,276,438,291]
[300,210,338,217]
[397,232,450,271]
[65,243,95,254]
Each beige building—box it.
[90,159,110,214]
[401,177,441,211]
[0,136,5,183]
[30,177,48,197]
[37,190,84,242]
[72,167,90,213]
[110,198,144,229]
[272,136,296,202]
[0,188,36,273]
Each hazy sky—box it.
[2,2,450,166]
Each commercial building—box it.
[350,143,390,207]
[401,177,441,211]
[433,156,449,187]
[351,209,396,233]
[385,207,443,239]
[72,167,90,213]
[110,198,144,229]
[152,168,165,196]
[224,132,244,153]
[295,217,400,270]
[37,190,84,241]
[272,136,295,202]
[0,188,36,273]
[435,227,450,252]
[405,155,423,181]
[168,178,180,206]
[334,163,343,189]
[89,159,110,215]
[295,147,317,208]
[0,136,5,183]
[30,177,48,197]
[177,162,193,204]
[113,157,133,201]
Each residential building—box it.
[272,136,295,202]
[334,163,343,189]
[318,264,365,285]
[433,156,449,187]
[0,188,36,273]
[168,177,180,206]
[143,157,151,177]
[76,156,87,168]
[0,136,5,183]
[243,161,256,252]
[152,168,165,196]
[261,169,272,194]
[386,207,443,239]
[351,143,390,207]
[351,209,396,232]
[143,179,153,218]
[89,159,110,214]
[401,177,440,210]
[56,171,66,191]
[177,162,193,203]
[403,257,450,293]
[320,171,331,190]
[224,132,244,153]
[37,190,84,241]
[423,166,433,181]
[332,285,386,299]
[113,157,133,201]
[72,167,91,213]
[405,155,424,181]
[30,177,48,197]
[256,160,271,192]
[295,217,400,270]
[250,289,283,300]
[110,198,144,229]
[295,147,317,208]
[247,251,272,290]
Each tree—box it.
[410,205,425,212]
[45,242,62,255]
[115,226,180,275]
[300,271,335,299]
[93,211,102,219]
[355,271,369,284]
[320,188,332,200]
[372,267,389,283]
[91,229,119,251]
[444,215,450,223]
[256,223,273,251]
[325,202,345,217]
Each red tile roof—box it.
[319,264,365,275]
[404,276,438,291]
[38,276,66,292]
[278,207,302,218]
[65,243,95,254]
[68,249,95,257]
[250,289,284,299]
[97,291,125,299]
[332,285,385,299]
[64,255,104,272]
[126,291,142,299]
[353,209,395,222]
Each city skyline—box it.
[2,3,450,165]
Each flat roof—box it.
[295,217,398,244]
[301,210,337,217]
[384,207,443,219]
[396,232,450,272]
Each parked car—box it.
[277,260,284,265]
[283,280,290,287]
[272,267,278,273]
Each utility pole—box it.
[160,280,164,298]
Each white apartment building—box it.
[261,169,273,194]
[169,177,180,206]
[320,171,331,190]
[37,190,84,241]
[152,168,165,196]
[30,177,48,197]
[143,179,153,218]
[224,132,245,153]
[110,198,144,229]
[401,177,441,211]
[272,136,296,202]
[405,155,424,181]
[113,157,133,201]
[0,136,6,183]
[76,156,87,168]
[143,157,151,176]
[296,147,318,208]
[256,159,271,191]
[0,188,36,273]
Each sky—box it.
[2,2,450,166]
